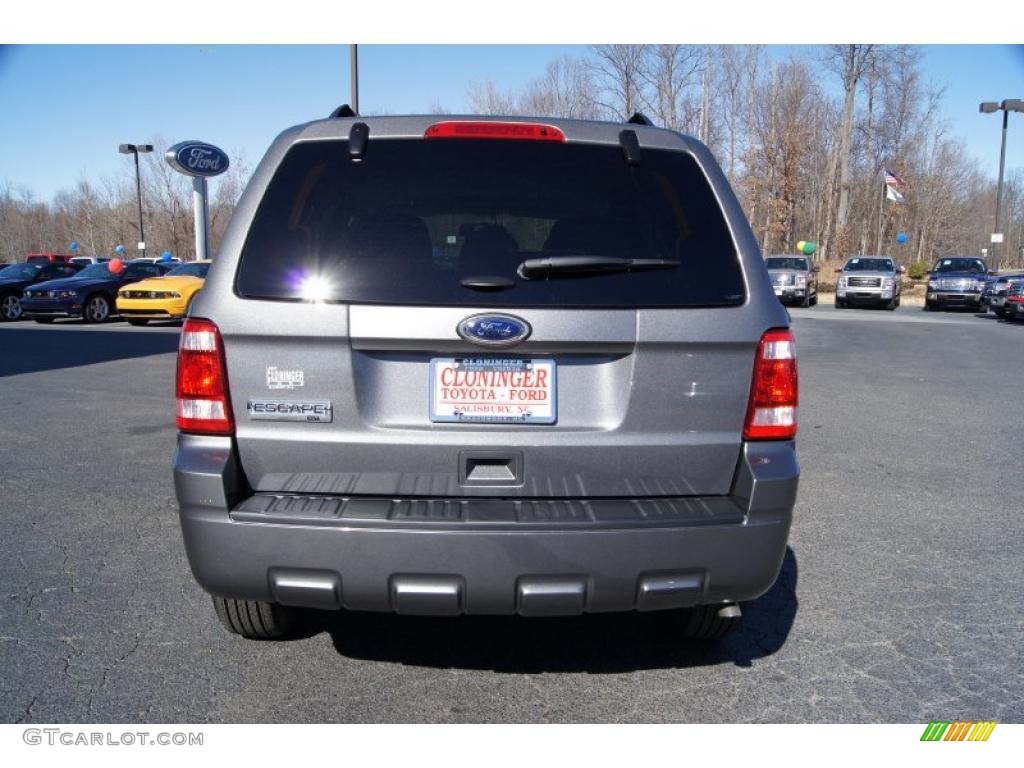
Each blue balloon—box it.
[115,245,125,254]
[69,240,79,251]
[896,232,908,245]
[160,251,173,261]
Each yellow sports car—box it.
[116,260,211,325]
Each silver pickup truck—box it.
[835,256,904,310]
[765,256,819,307]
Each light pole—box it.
[979,100,1023,270]
[118,143,153,259]
[350,44,359,114]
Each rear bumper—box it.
[1005,301,1024,318]
[173,436,798,616]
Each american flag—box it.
[884,168,906,187]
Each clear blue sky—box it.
[0,44,1021,202]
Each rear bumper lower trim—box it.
[173,435,798,615]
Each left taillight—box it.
[743,329,798,441]
[176,317,234,435]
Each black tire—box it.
[127,318,149,326]
[885,297,897,310]
[33,317,55,324]
[810,292,818,306]
[667,605,741,641]
[798,295,810,308]
[834,298,845,309]
[894,295,901,308]
[0,292,23,321]
[82,293,111,323]
[996,308,1009,319]
[923,302,934,312]
[212,596,296,640]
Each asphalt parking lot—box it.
[2,305,1022,723]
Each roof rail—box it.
[329,104,357,118]
[627,112,654,126]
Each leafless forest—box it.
[2,45,1021,269]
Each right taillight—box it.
[176,317,234,436]
[743,329,798,441]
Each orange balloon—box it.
[109,258,124,274]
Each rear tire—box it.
[667,605,741,641]
[212,597,296,640]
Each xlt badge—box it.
[247,399,333,423]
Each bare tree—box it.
[639,45,703,131]
[521,56,601,119]
[589,44,649,119]
[824,44,879,257]
[467,79,520,115]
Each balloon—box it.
[69,241,79,251]
[896,232,908,245]
[115,245,125,254]
[796,241,806,251]
[160,251,173,262]
[801,242,816,255]
[109,258,124,274]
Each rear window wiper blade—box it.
[518,256,680,279]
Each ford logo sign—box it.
[165,141,230,178]
[457,313,531,347]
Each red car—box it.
[26,252,76,264]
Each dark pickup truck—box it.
[925,257,989,311]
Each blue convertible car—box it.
[21,260,172,323]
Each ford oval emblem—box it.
[164,141,230,178]
[457,313,531,347]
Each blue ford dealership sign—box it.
[165,141,230,178]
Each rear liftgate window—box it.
[236,138,745,308]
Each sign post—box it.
[164,141,229,260]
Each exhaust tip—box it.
[717,603,742,620]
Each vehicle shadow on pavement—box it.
[0,326,180,377]
[303,547,798,673]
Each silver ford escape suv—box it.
[173,112,800,641]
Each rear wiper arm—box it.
[518,256,679,279]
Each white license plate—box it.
[429,358,556,424]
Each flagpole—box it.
[877,174,886,254]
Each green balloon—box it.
[802,242,816,255]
